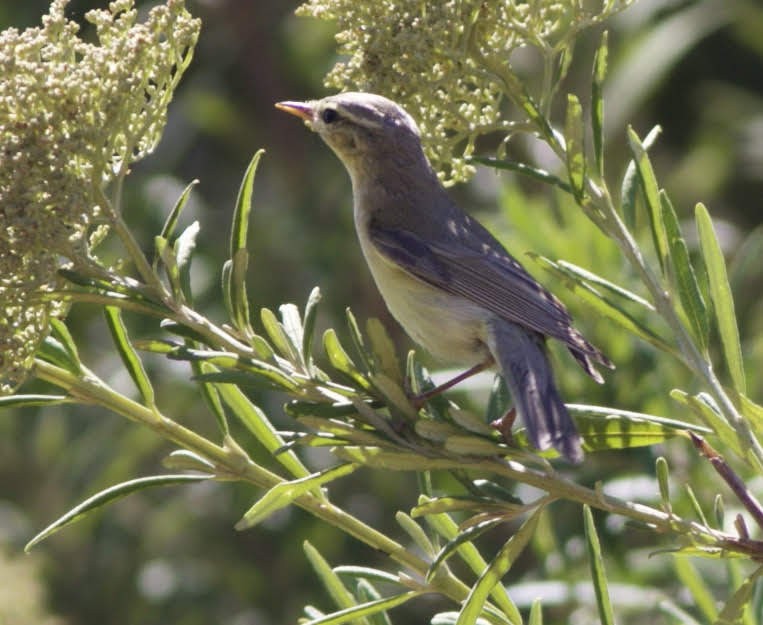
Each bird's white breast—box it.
[353,208,492,366]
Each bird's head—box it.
[276,92,427,178]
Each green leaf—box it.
[457,506,543,625]
[235,463,356,530]
[174,220,200,302]
[660,192,709,352]
[655,456,671,514]
[395,512,436,557]
[673,556,718,622]
[423,501,521,624]
[620,158,640,231]
[715,567,763,625]
[695,203,746,394]
[366,318,401,382]
[230,149,264,258]
[583,506,615,625]
[569,403,709,451]
[323,329,372,391]
[628,126,668,273]
[48,318,81,371]
[534,256,676,357]
[564,93,586,201]
[429,518,504,578]
[301,592,421,625]
[261,307,300,363]
[304,541,362,615]
[25,474,210,551]
[0,394,71,409]
[104,306,155,407]
[280,302,306,369]
[155,235,183,301]
[333,566,403,586]
[302,287,322,371]
[38,334,81,374]
[159,178,198,243]
[670,390,740,456]
[528,599,543,625]
[190,359,229,435]
[471,157,572,194]
[592,31,608,177]
[229,247,253,336]
[216,383,310,479]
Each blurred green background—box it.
[1,1,762,624]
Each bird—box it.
[276,92,613,463]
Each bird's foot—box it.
[490,407,517,445]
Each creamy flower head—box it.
[298,0,633,185]
[0,0,200,393]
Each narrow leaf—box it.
[190,359,229,435]
[366,318,401,382]
[471,157,572,194]
[655,456,671,514]
[628,127,668,273]
[261,307,300,363]
[592,31,608,176]
[230,149,264,257]
[660,192,709,352]
[303,541,359,613]
[457,506,543,625]
[230,248,253,335]
[715,567,763,625]
[235,463,356,530]
[49,318,81,371]
[564,93,586,200]
[301,592,421,625]
[216,383,310,479]
[302,287,322,370]
[569,403,708,451]
[174,221,200,303]
[396,512,436,557]
[160,178,199,242]
[695,203,746,393]
[583,506,615,625]
[0,394,70,408]
[673,556,718,621]
[323,329,372,391]
[26,474,210,551]
[104,306,155,407]
[280,303,306,368]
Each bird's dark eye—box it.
[321,108,339,124]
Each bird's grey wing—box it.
[368,223,612,379]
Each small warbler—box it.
[277,92,613,463]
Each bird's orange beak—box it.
[275,100,314,122]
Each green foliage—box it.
[2,2,763,625]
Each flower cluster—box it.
[297,0,633,185]
[0,0,200,393]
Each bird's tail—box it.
[487,319,583,464]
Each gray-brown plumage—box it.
[277,92,613,463]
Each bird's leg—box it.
[410,358,494,410]
[491,408,517,445]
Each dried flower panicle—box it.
[298,0,633,185]
[0,0,200,393]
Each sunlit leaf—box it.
[628,126,667,273]
[456,506,543,625]
[104,306,155,407]
[26,474,210,551]
[591,31,608,176]
[583,506,614,625]
[564,93,585,200]
[695,203,746,394]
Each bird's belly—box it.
[360,241,491,365]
